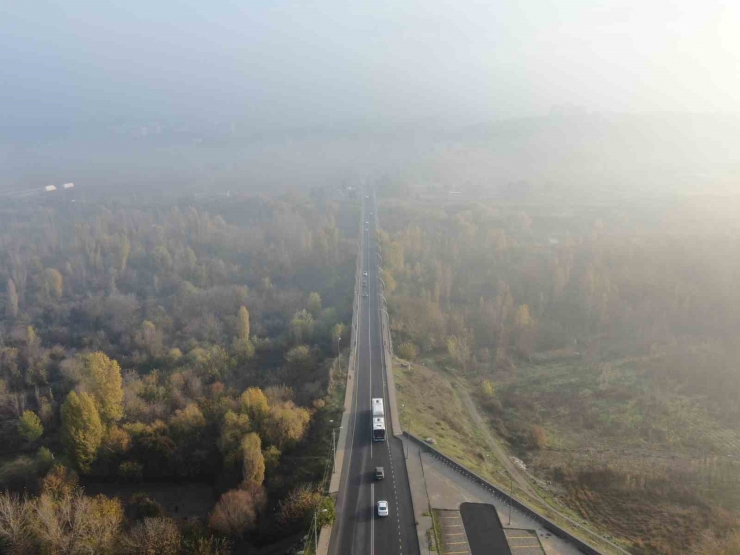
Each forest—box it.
[0,189,357,554]
[378,191,740,554]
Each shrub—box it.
[128,493,164,521]
[119,517,181,555]
[17,411,43,443]
[397,342,418,361]
[40,465,79,499]
[118,460,144,481]
[208,490,257,538]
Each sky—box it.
[1,0,739,128]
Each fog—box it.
[2,1,739,126]
[1,1,740,194]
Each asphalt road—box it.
[460,502,512,555]
[330,194,419,555]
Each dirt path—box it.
[455,381,632,555]
[456,383,540,501]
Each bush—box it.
[118,460,144,481]
[40,464,79,499]
[530,425,547,449]
[119,517,181,555]
[397,342,418,361]
[17,411,43,443]
[181,519,232,555]
[128,493,164,520]
[208,488,263,538]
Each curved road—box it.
[329,193,419,555]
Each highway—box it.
[329,193,420,555]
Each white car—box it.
[363,271,368,276]
[377,500,389,517]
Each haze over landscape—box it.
[1,2,740,555]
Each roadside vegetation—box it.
[380,190,740,555]
[0,189,356,553]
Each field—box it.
[484,354,740,554]
[393,356,632,554]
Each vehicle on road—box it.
[377,501,389,517]
[372,417,386,441]
[363,280,367,287]
[375,466,385,480]
[372,398,384,417]
[363,271,368,276]
[363,292,368,297]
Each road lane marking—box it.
[371,483,374,555]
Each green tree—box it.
[236,306,250,342]
[138,320,163,358]
[115,234,131,271]
[481,379,495,399]
[5,278,18,318]
[61,391,104,473]
[239,388,269,423]
[278,485,331,528]
[285,345,313,375]
[397,341,418,361]
[39,268,64,300]
[262,402,311,451]
[220,411,251,467]
[241,433,265,486]
[17,410,43,442]
[169,403,206,441]
[79,352,124,423]
[290,310,314,344]
[307,292,322,316]
[262,445,281,474]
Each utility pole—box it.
[508,473,514,525]
[335,334,341,373]
[332,427,337,474]
[401,404,409,459]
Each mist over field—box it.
[1,1,739,198]
[2,113,740,199]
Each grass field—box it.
[484,354,740,554]
[393,356,632,555]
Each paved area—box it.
[406,444,433,555]
[411,442,582,555]
[436,509,471,555]
[505,529,546,555]
[460,502,511,555]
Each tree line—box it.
[0,191,357,553]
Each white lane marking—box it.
[371,482,375,555]
[345,209,366,554]
[369,249,373,458]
